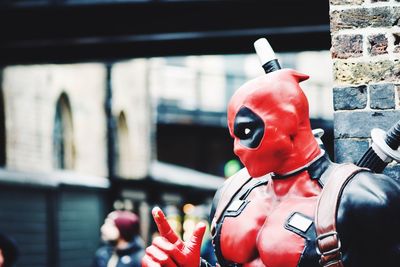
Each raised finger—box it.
[152,207,181,244]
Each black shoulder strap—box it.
[210,169,268,267]
[210,168,252,234]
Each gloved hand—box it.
[142,207,206,267]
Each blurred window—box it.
[165,56,185,67]
[115,111,131,177]
[150,52,333,119]
[0,89,5,167]
[53,92,75,170]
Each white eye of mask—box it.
[101,218,119,242]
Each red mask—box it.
[227,69,320,178]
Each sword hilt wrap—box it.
[370,119,400,164]
[385,119,400,150]
[357,119,400,173]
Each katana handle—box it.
[385,119,400,150]
[356,147,387,173]
[357,119,400,173]
[254,38,281,73]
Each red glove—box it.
[142,207,206,267]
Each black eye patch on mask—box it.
[233,106,265,148]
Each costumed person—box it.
[93,210,144,267]
[142,39,400,267]
[0,233,18,267]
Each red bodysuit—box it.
[211,155,331,267]
[218,173,320,266]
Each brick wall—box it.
[330,0,400,178]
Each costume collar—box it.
[271,150,331,180]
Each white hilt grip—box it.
[312,128,325,146]
[371,128,400,163]
[254,38,278,66]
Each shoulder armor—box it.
[210,167,272,235]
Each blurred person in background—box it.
[92,210,144,267]
[0,233,18,267]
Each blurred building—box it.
[0,64,110,267]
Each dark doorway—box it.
[0,79,6,167]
